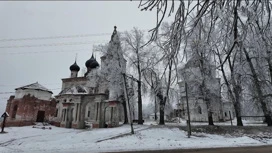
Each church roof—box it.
[85,53,99,69]
[70,61,80,71]
[59,85,89,95]
[110,26,120,44]
[15,82,53,94]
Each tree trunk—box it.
[206,99,214,126]
[268,58,272,86]
[219,55,243,126]
[159,98,165,125]
[200,80,214,126]
[243,47,272,126]
[233,85,243,126]
[208,111,214,126]
[137,81,143,124]
[122,101,128,124]
[230,0,243,126]
[154,96,157,121]
[157,91,165,125]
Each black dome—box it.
[70,61,80,71]
[85,54,95,67]
[89,60,99,68]
[85,54,99,69]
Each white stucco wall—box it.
[62,80,87,90]
[70,71,78,78]
[15,89,52,100]
[149,114,167,120]
[178,63,223,122]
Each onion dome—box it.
[89,58,99,68]
[85,54,95,67]
[85,54,99,69]
[69,61,80,71]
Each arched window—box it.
[62,109,66,121]
[197,106,202,114]
[55,109,58,117]
[71,108,74,121]
[105,89,109,99]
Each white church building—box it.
[178,53,233,122]
[54,26,126,129]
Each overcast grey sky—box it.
[0,1,176,113]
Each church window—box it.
[105,89,109,99]
[71,108,74,121]
[88,111,90,117]
[197,106,202,114]
[55,109,58,117]
[225,112,227,117]
[94,87,99,93]
[62,109,66,121]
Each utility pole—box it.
[185,82,191,138]
[122,73,134,134]
[229,111,233,126]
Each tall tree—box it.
[143,23,179,125]
[122,27,149,124]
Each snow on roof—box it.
[15,82,53,94]
[59,85,89,95]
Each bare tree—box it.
[141,23,179,125]
[122,27,150,124]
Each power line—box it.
[0,30,150,42]
[0,33,112,42]
[0,48,92,55]
[0,40,108,49]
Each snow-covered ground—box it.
[0,122,271,153]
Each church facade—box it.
[178,54,233,122]
[54,27,126,129]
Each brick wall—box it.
[5,94,56,126]
[5,120,34,127]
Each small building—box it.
[5,82,56,126]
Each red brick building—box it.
[5,82,56,127]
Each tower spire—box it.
[111,26,118,41]
[75,53,78,63]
